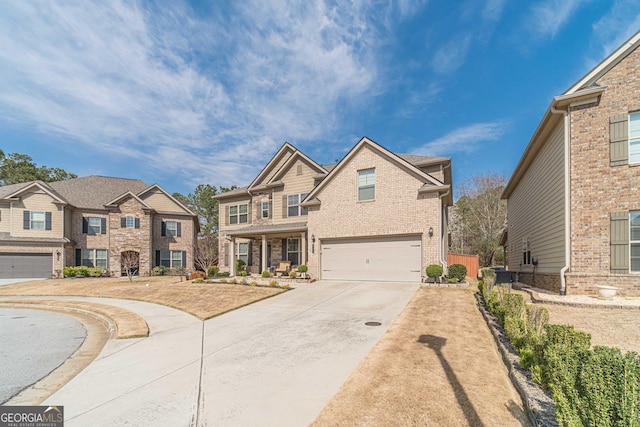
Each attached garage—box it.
[321,236,422,282]
[0,253,53,279]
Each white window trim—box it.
[630,111,640,164]
[358,168,375,201]
[166,221,178,237]
[229,204,249,225]
[262,201,270,219]
[287,237,300,265]
[125,216,135,228]
[31,211,46,230]
[287,193,308,217]
[88,217,102,234]
[235,242,249,264]
[82,249,108,268]
[522,237,531,266]
[161,250,184,269]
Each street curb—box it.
[475,293,558,427]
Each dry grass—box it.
[311,286,530,427]
[541,304,640,354]
[0,276,284,320]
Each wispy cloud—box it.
[411,121,507,156]
[591,1,640,57]
[0,1,382,187]
[526,0,586,39]
[430,35,472,74]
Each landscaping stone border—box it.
[475,292,558,427]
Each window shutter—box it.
[23,211,30,229]
[135,218,140,229]
[610,113,629,166]
[223,242,229,266]
[101,218,107,234]
[155,250,160,267]
[247,203,252,224]
[161,221,166,236]
[177,222,182,237]
[225,206,229,226]
[282,238,287,261]
[282,195,288,218]
[182,250,187,268]
[248,241,253,267]
[121,217,126,228]
[82,218,88,234]
[75,249,82,266]
[611,212,629,273]
[45,212,52,230]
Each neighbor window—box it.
[630,112,640,164]
[631,211,640,272]
[82,249,108,268]
[358,168,375,201]
[160,250,184,268]
[522,237,531,265]
[84,217,106,235]
[236,242,249,264]
[162,221,181,237]
[287,238,300,265]
[126,216,135,228]
[23,211,51,230]
[287,193,308,217]
[229,204,248,225]
[262,201,270,219]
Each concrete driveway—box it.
[36,280,418,426]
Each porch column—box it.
[230,237,236,276]
[261,235,267,273]
[300,232,306,266]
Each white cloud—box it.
[0,1,382,186]
[431,35,472,74]
[412,122,507,156]
[592,1,640,57]
[527,0,585,39]
[482,0,507,23]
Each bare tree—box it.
[450,173,507,267]
[194,234,219,274]
[120,251,140,283]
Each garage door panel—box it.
[0,253,52,278]
[321,236,421,282]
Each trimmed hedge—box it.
[448,263,467,281]
[479,281,640,426]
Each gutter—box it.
[550,104,570,296]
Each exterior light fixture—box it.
[428,227,434,237]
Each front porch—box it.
[224,222,309,276]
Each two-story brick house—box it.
[0,176,198,278]
[215,137,452,282]
[503,30,640,296]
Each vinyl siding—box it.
[11,191,63,238]
[140,190,187,213]
[0,204,9,233]
[254,147,295,186]
[273,158,318,224]
[507,121,566,273]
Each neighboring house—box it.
[0,176,198,278]
[215,137,452,282]
[502,30,640,296]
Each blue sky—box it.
[1,1,639,197]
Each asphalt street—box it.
[0,307,86,403]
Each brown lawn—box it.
[311,286,530,427]
[0,276,284,320]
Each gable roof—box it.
[0,180,68,204]
[266,149,327,185]
[49,176,149,210]
[104,191,153,210]
[247,142,296,191]
[138,184,195,215]
[503,30,640,199]
[304,136,451,204]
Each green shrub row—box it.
[63,266,104,277]
[479,278,640,426]
[425,263,467,281]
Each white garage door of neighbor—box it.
[0,253,53,279]
[321,236,422,282]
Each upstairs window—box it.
[162,221,181,237]
[121,216,140,229]
[229,204,248,225]
[83,217,106,235]
[287,193,308,217]
[630,112,640,164]
[358,168,375,201]
[262,201,270,219]
[23,211,52,230]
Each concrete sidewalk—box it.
[36,280,417,426]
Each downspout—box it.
[550,105,570,296]
[439,187,451,271]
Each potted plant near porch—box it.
[425,264,443,284]
[297,264,308,279]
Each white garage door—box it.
[321,236,422,282]
[0,253,53,279]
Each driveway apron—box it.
[34,281,417,426]
[199,280,419,427]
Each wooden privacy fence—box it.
[448,253,479,278]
